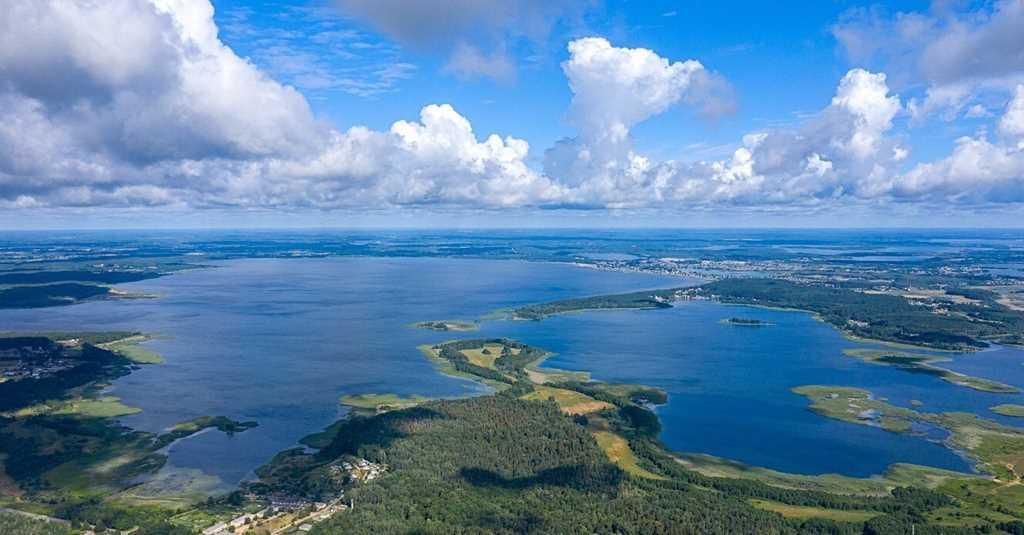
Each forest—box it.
[697,279,1024,350]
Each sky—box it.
[1,0,1023,228]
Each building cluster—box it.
[202,509,269,535]
[0,349,76,382]
[335,457,386,483]
[201,494,349,535]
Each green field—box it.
[521,385,614,415]
[340,393,433,415]
[7,396,141,419]
[749,499,880,522]
[99,335,164,364]
[460,343,507,368]
[592,431,665,480]
[991,404,1024,417]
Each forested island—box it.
[722,317,772,326]
[509,288,681,320]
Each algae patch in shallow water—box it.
[793,385,1024,481]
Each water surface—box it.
[1,257,1019,485]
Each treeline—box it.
[55,501,193,534]
[698,278,1024,350]
[0,283,110,309]
[0,270,159,285]
[311,393,798,534]
[511,289,678,320]
[297,392,984,534]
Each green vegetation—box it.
[8,396,141,419]
[243,337,969,534]
[0,339,135,412]
[521,385,614,415]
[168,415,257,435]
[721,317,772,326]
[991,404,1024,417]
[676,454,967,497]
[412,320,479,332]
[749,499,881,522]
[0,270,162,285]
[592,430,665,480]
[510,288,680,320]
[98,335,164,364]
[0,334,257,530]
[0,511,73,535]
[698,278,1024,350]
[793,385,1024,482]
[792,385,917,433]
[843,349,1019,393]
[0,283,111,309]
[341,393,433,416]
[505,276,1024,350]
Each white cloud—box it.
[563,37,711,142]
[999,85,1024,139]
[889,88,1024,204]
[833,1,1024,121]
[547,67,906,207]
[893,137,1024,203]
[1,0,1021,215]
[544,37,736,205]
[0,0,561,210]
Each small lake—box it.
[1,257,1020,488]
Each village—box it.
[197,457,386,535]
[0,337,78,382]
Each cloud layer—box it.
[1,0,1022,214]
[833,0,1024,121]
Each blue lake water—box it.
[1,257,1021,488]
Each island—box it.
[991,404,1024,417]
[843,349,1020,394]
[508,288,682,320]
[410,320,479,332]
[721,317,772,326]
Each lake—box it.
[1,257,1020,489]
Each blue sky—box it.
[0,0,1022,228]
[212,0,957,164]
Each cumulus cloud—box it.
[641,69,907,205]
[0,0,324,166]
[544,38,736,204]
[887,85,1024,204]
[833,1,1024,120]
[2,0,1022,215]
[0,0,559,209]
